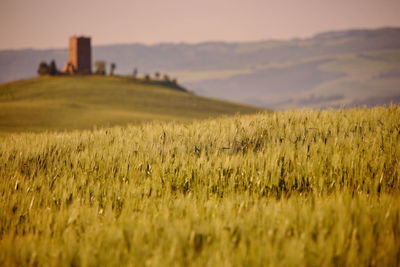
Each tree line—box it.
[37,60,178,85]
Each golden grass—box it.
[0,106,399,266]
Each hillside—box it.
[0,107,399,266]
[0,76,259,133]
[1,27,400,109]
[191,49,400,109]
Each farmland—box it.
[0,106,399,266]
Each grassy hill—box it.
[1,28,400,109]
[0,75,260,133]
[0,106,399,266]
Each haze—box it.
[1,0,400,50]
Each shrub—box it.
[37,61,50,76]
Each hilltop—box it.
[1,27,400,109]
[0,75,259,134]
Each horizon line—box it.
[1,25,399,52]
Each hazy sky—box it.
[1,0,400,50]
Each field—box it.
[1,106,399,266]
[185,49,400,109]
[0,76,259,134]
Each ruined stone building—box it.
[64,36,91,74]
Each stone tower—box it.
[69,36,91,74]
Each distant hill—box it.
[0,76,259,134]
[1,27,400,109]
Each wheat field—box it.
[1,106,399,266]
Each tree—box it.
[37,62,49,76]
[95,61,106,75]
[132,68,138,78]
[49,60,58,76]
[110,63,116,76]
[154,72,160,79]
[163,74,170,82]
[144,74,150,81]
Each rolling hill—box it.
[1,27,400,109]
[0,75,260,134]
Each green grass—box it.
[1,106,399,266]
[0,75,260,134]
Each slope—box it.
[189,49,400,109]
[2,28,399,109]
[0,75,260,133]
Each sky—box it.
[0,0,400,50]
